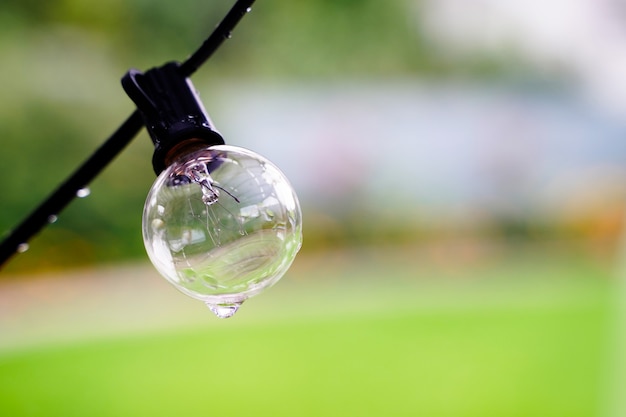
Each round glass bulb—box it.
[143,144,302,318]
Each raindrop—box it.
[76,188,91,198]
[226,32,232,39]
[16,243,29,253]
[206,302,241,319]
[246,7,252,12]
[47,215,58,224]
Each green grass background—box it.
[0,246,617,417]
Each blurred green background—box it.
[1,0,626,416]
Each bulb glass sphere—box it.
[143,144,302,318]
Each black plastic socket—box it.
[122,62,224,174]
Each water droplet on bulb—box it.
[47,215,58,224]
[206,302,241,319]
[76,188,91,198]
[17,243,29,253]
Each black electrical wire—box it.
[180,0,255,77]
[0,0,256,269]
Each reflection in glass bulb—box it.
[143,145,302,318]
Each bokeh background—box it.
[1,0,626,416]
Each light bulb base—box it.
[122,62,224,174]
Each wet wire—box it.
[0,0,257,269]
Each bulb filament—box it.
[169,160,240,206]
[167,158,245,245]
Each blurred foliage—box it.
[0,0,515,79]
[0,0,499,274]
[0,0,611,274]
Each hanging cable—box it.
[0,0,256,268]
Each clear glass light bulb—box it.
[143,144,302,318]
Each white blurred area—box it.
[208,83,626,239]
[417,0,626,117]
[199,0,626,241]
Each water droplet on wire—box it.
[246,7,252,12]
[17,243,29,253]
[47,215,58,224]
[76,188,91,198]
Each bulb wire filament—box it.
[169,159,245,249]
[186,161,240,205]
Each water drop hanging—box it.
[76,188,91,198]
[207,302,241,319]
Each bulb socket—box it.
[122,62,224,174]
